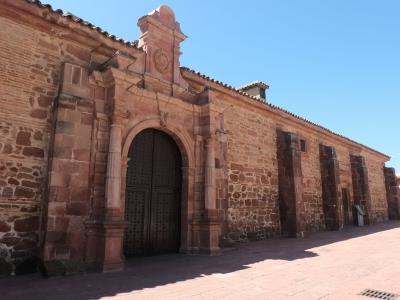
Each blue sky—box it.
[45,0,400,171]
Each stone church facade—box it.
[0,0,399,274]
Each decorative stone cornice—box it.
[102,67,143,88]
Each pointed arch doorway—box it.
[123,128,182,256]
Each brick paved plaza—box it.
[2,221,400,300]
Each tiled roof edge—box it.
[181,66,390,159]
[23,0,140,49]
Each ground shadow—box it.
[1,221,399,300]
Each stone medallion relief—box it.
[153,49,170,73]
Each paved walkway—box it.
[1,221,400,300]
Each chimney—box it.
[238,81,269,101]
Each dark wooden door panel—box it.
[150,189,180,254]
[124,188,149,256]
[152,130,181,188]
[124,129,181,257]
[126,130,154,187]
[124,129,154,256]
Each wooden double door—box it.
[124,129,182,256]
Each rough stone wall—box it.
[222,102,280,242]
[0,16,57,272]
[0,13,109,272]
[366,157,388,223]
[217,94,389,240]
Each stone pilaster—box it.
[84,220,126,272]
[350,155,371,224]
[204,137,216,210]
[384,167,400,220]
[320,145,343,230]
[43,63,93,270]
[277,129,305,237]
[84,67,134,272]
[197,136,220,255]
[85,114,128,272]
[105,119,122,219]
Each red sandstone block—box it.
[14,216,39,232]
[77,123,92,137]
[66,44,91,62]
[77,100,94,113]
[30,109,48,119]
[66,202,88,216]
[22,147,44,158]
[8,178,19,186]
[59,109,81,123]
[94,86,105,100]
[0,221,11,232]
[95,163,107,173]
[54,188,71,203]
[93,174,106,185]
[14,186,35,198]
[95,100,105,113]
[16,131,31,146]
[59,101,76,110]
[0,236,19,246]
[70,187,89,202]
[2,187,13,198]
[48,202,66,216]
[53,147,72,160]
[14,239,37,251]
[55,217,69,232]
[81,113,93,125]
[70,173,89,188]
[37,95,53,107]
[73,149,90,161]
[52,159,75,173]
[50,172,71,188]
[46,231,66,243]
[2,144,12,154]
[56,121,75,135]
[38,38,59,52]
[17,172,34,180]
[33,131,43,141]
[21,180,39,188]
[54,133,75,148]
